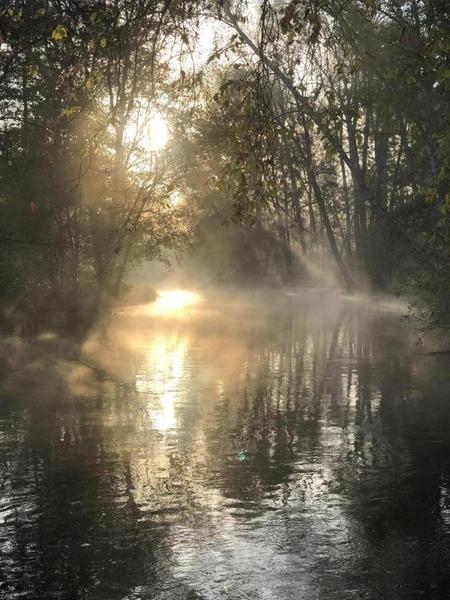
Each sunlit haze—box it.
[124,111,169,152]
[152,290,199,315]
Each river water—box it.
[0,290,449,599]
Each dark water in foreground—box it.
[1,290,450,600]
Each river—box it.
[0,289,449,599]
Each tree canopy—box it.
[0,0,449,333]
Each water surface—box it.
[1,290,449,599]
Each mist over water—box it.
[0,289,449,599]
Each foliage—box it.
[0,0,449,333]
[0,0,195,334]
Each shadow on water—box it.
[0,289,449,599]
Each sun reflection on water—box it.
[136,335,187,433]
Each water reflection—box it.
[0,290,449,599]
[136,335,187,433]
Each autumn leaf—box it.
[60,106,81,118]
[51,24,68,41]
[100,37,107,48]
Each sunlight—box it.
[124,111,169,152]
[119,289,200,318]
[147,112,169,151]
[169,190,183,207]
[136,335,187,433]
[152,290,199,315]
[153,389,177,432]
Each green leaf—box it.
[29,64,40,78]
[438,67,450,80]
[325,145,335,161]
[386,68,398,81]
[60,106,81,118]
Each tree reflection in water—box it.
[0,290,449,599]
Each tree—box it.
[0,1,194,333]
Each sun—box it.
[169,190,183,207]
[124,110,169,153]
[146,113,169,151]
